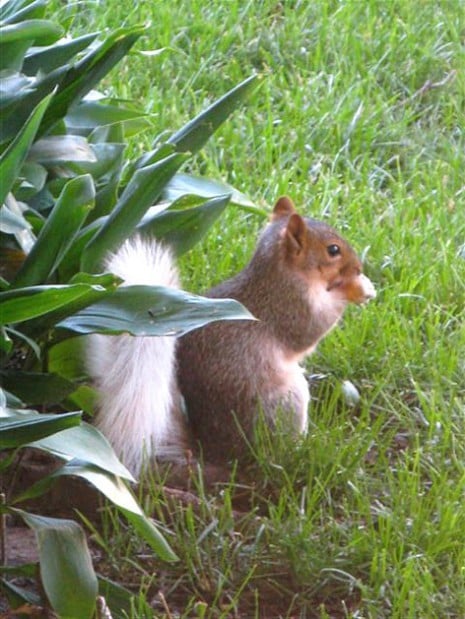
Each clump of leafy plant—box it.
[0,0,260,615]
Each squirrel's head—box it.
[271,196,376,306]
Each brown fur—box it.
[177,197,375,464]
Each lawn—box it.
[51,1,465,616]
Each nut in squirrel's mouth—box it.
[326,273,376,304]
[359,274,376,301]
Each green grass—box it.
[54,0,464,616]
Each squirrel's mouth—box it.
[326,274,376,304]
[326,280,343,292]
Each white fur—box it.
[359,274,376,301]
[308,280,347,342]
[87,238,181,476]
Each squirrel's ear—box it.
[271,196,296,221]
[284,213,308,255]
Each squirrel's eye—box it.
[327,244,341,257]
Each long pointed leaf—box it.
[23,32,99,75]
[57,285,255,336]
[24,279,121,337]
[12,509,98,619]
[1,0,46,24]
[81,152,187,271]
[0,93,52,206]
[57,462,178,561]
[57,218,106,282]
[1,371,76,405]
[15,461,178,562]
[2,194,35,254]
[0,410,81,448]
[40,26,145,135]
[0,577,41,607]
[138,194,231,255]
[0,203,32,234]
[0,283,112,325]
[167,74,261,154]
[120,505,178,562]
[66,100,150,137]
[12,175,95,287]
[27,135,97,165]
[0,19,62,45]
[30,423,134,481]
[0,66,67,143]
[0,19,62,72]
[0,39,30,72]
[162,172,264,214]
[97,576,134,619]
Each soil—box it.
[1,450,363,618]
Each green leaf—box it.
[25,280,120,336]
[0,71,32,101]
[90,118,125,144]
[98,576,134,619]
[1,0,46,24]
[12,509,98,619]
[1,194,36,254]
[69,272,122,287]
[67,142,126,186]
[0,38,30,72]
[0,66,67,144]
[12,175,95,287]
[0,283,111,325]
[0,93,52,206]
[162,172,265,214]
[1,387,21,408]
[0,204,32,234]
[21,461,178,562]
[58,285,255,336]
[136,76,260,169]
[138,194,231,255]
[0,327,13,354]
[47,335,86,382]
[0,1,47,71]
[66,99,151,137]
[134,141,177,169]
[0,19,62,72]
[0,410,82,448]
[15,161,47,200]
[0,577,41,608]
[27,135,97,165]
[23,31,99,75]
[0,19,62,44]
[65,385,97,416]
[60,461,142,509]
[167,74,261,154]
[64,464,178,560]
[121,505,178,562]
[29,423,134,480]
[40,26,145,135]
[58,219,104,282]
[3,326,41,359]
[0,371,76,405]
[81,152,187,271]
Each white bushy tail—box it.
[87,237,188,476]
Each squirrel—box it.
[87,196,376,476]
